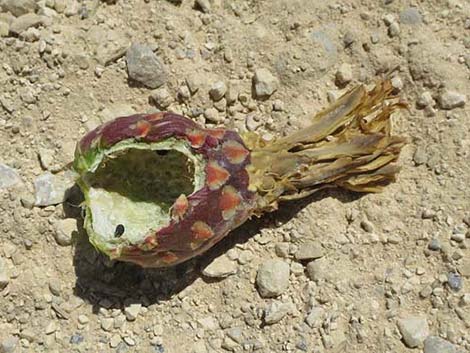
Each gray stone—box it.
[34,171,76,206]
[264,301,294,325]
[209,81,226,101]
[0,163,22,189]
[0,257,9,290]
[126,43,168,89]
[306,258,327,281]
[0,0,37,17]
[305,307,325,328]
[124,303,141,321]
[295,241,324,261]
[93,29,129,66]
[54,219,77,246]
[275,242,290,258]
[427,238,441,251]
[256,259,290,298]
[149,88,172,109]
[447,273,462,292]
[202,255,237,278]
[417,91,434,108]
[10,13,46,35]
[38,148,54,170]
[252,68,279,99]
[0,336,18,353]
[335,63,353,86]
[400,8,422,25]
[438,90,467,110]
[424,336,459,353]
[397,316,429,348]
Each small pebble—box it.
[256,259,290,298]
[54,219,77,246]
[438,90,467,110]
[124,303,141,321]
[335,63,353,87]
[126,43,168,89]
[294,241,324,261]
[424,336,459,353]
[397,316,429,348]
[264,301,294,325]
[252,68,279,99]
[202,255,237,278]
[209,81,226,101]
[428,239,441,251]
[447,273,462,292]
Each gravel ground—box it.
[0,0,469,352]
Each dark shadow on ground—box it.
[66,184,362,313]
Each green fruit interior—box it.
[77,138,206,252]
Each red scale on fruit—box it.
[186,129,207,148]
[191,221,214,240]
[219,185,242,220]
[222,140,249,164]
[171,194,189,220]
[206,161,230,190]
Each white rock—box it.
[305,307,325,328]
[438,90,467,110]
[34,171,76,206]
[417,91,434,108]
[253,68,279,99]
[0,336,19,353]
[335,63,353,86]
[397,316,429,348]
[256,259,290,298]
[100,317,113,332]
[0,164,22,189]
[202,255,237,278]
[54,219,77,246]
[424,336,460,353]
[124,303,141,321]
[109,334,121,348]
[264,301,294,325]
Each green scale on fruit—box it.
[74,80,406,267]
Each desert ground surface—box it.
[0,0,469,352]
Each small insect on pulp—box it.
[114,224,125,238]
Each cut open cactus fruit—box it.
[73,79,406,267]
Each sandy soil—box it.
[0,0,469,352]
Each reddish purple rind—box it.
[76,112,257,267]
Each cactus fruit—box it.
[73,79,406,267]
